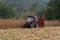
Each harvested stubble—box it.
[0,27,60,40]
[0,27,52,40]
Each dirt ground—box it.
[0,26,60,40]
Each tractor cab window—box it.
[27,17,34,21]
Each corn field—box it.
[0,19,60,40]
[0,19,25,28]
[0,19,60,29]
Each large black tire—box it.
[27,24,31,28]
[23,24,31,28]
[34,24,37,28]
[34,22,37,28]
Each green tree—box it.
[30,2,44,17]
[44,0,60,20]
[0,1,19,19]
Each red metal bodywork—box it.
[38,16,44,27]
[25,21,32,25]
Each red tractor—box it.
[23,16,44,28]
[23,16,38,28]
[38,16,44,28]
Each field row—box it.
[0,27,60,40]
[0,19,60,28]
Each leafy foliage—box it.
[0,1,19,19]
[30,3,44,17]
[44,0,60,20]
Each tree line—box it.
[44,0,60,20]
[0,0,60,20]
[0,1,19,19]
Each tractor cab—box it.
[23,16,38,28]
[26,16,34,22]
